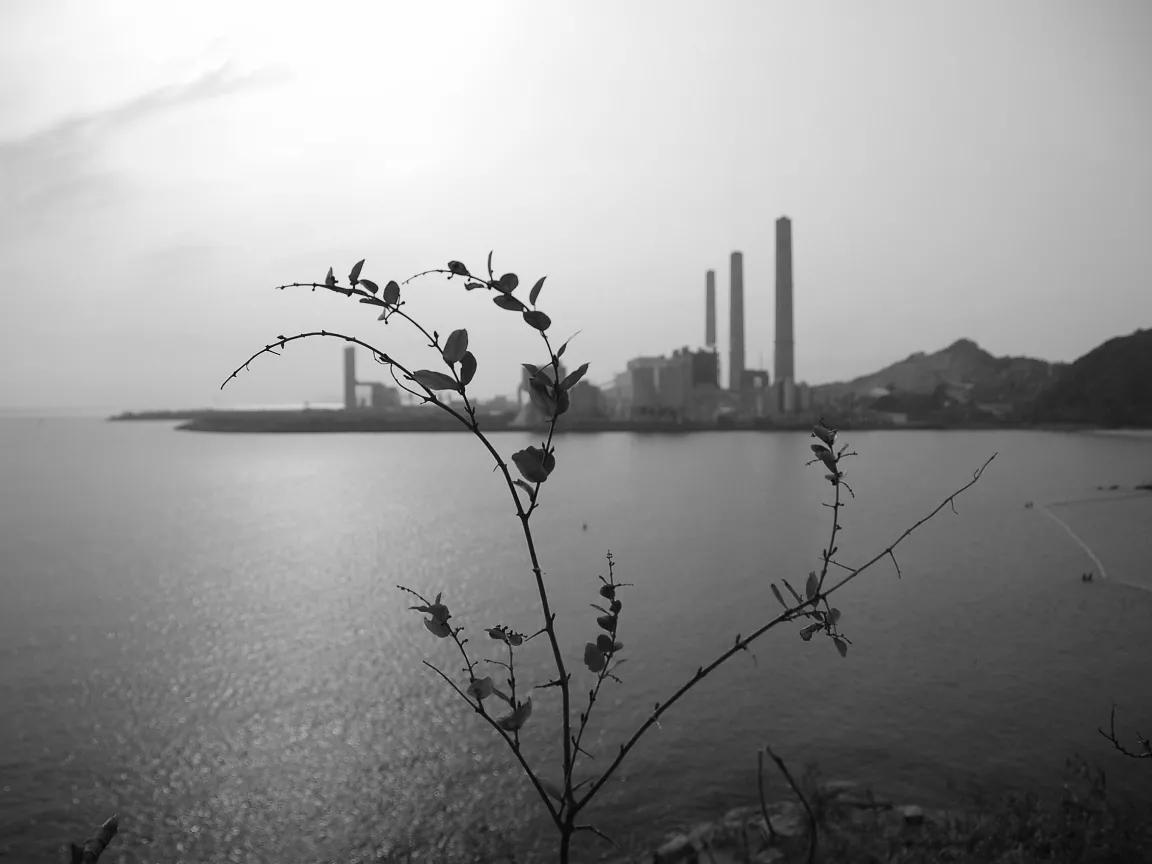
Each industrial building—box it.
[342,346,401,410]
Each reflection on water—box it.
[1,420,1151,861]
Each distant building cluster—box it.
[338,216,812,426]
[603,215,812,423]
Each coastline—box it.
[104,408,1144,435]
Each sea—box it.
[2,419,1151,862]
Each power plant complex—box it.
[341,215,810,426]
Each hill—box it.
[1031,329,1152,426]
[813,338,1060,422]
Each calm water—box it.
[2,420,1151,862]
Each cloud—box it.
[0,62,281,213]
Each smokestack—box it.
[344,346,357,410]
[729,251,744,392]
[775,217,794,383]
[705,269,716,347]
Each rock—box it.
[900,805,925,826]
[819,779,860,799]
[752,850,785,864]
[653,833,696,864]
[685,821,715,847]
[722,805,759,826]
[768,809,805,838]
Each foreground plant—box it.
[223,254,995,862]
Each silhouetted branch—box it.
[67,814,118,864]
[763,745,817,864]
[1098,704,1152,760]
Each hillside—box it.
[813,338,1059,421]
[1031,329,1152,426]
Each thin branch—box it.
[421,661,560,823]
[763,745,817,864]
[575,452,996,813]
[757,751,778,843]
[68,814,118,864]
[1098,703,1152,759]
[574,822,617,846]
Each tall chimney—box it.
[705,269,716,347]
[343,346,357,410]
[775,218,794,383]
[729,251,744,392]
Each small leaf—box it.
[496,273,519,293]
[496,697,532,731]
[818,451,838,473]
[829,608,842,625]
[800,623,823,641]
[360,278,379,294]
[812,423,836,447]
[494,294,525,312]
[806,571,819,600]
[599,584,616,600]
[487,628,508,643]
[834,637,848,658]
[584,642,606,673]
[424,616,452,638]
[447,260,469,276]
[783,579,803,604]
[513,478,537,502]
[529,276,546,305]
[464,281,485,291]
[507,631,523,647]
[325,267,336,288]
[487,250,494,277]
[511,446,554,483]
[596,634,614,653]
[349,259,365,285]
[460,351,477,386]
[523,310,551,331]
[383,281,400,305]
[527,379,557,415]
[560,362,590,391]
[596,614,617,631]
[811,444,831,457]
[466,676,495,700]
[443,329,469,365]
[771,583,786,609]
[411,369,460,392]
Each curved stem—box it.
[574,452,996,813]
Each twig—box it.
[757,750,778,843]
[575,452,996,813]
[1098,703,1152,759]
[763,745,817,864]
[67,814,118,864]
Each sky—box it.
[2,0,1150,411]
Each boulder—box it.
[653,833,696,864]
[900,805,925,826]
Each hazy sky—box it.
[2,1,1150,410]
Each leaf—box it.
[555,387,570,416]
[812,423,836,447]
[811,444,831,457]
[464,281,485,291]
[529,276,546,306]
[818,450,839,473]
[771,583,786,609]
[496,273,519,293]
[496,697,532,731]
[522,310,551,332]
[513,478,537,502]
[466,676,495,700]
[599,583,616,600]
[447,260,469,276]
[596,614,617,632]
[360,278,379,294]
[800,623,823,641]
[829,608,842,625]
[584,642,607,673]
[411,369,460,392]
[349,259,365,285]
[487,250,494,277]
[560,362,590,391]
[527,379,557,415]
[424,616,452,638]
[383,281,400,305]
[459,351,477,386]
[805,571,819,600]
[834,637,849,658]
[487,628,508,643]
[325,267,336,288]
[494,294,525,312]
[442,329,469,365]
[511,446,554,483]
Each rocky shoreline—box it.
[610,780,955,864]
